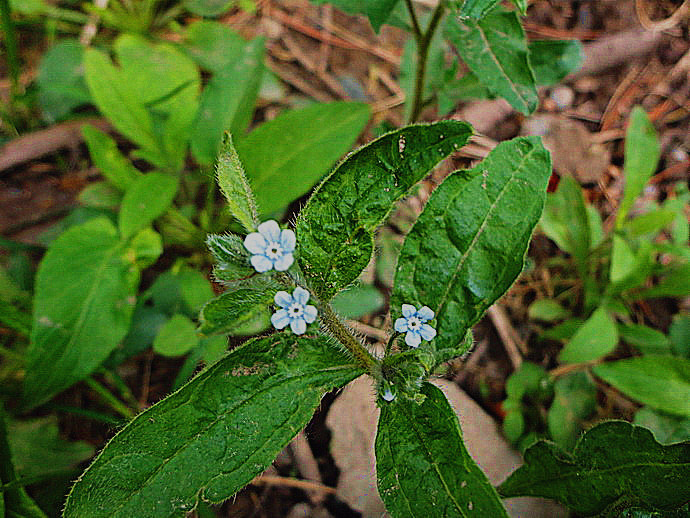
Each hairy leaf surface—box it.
[444,9,538,114]
[214,134,258,233]
[391,137,550,358]
[64,334,362,517]
[498,421,690,515]
[199,288,275,336]
[376,382,509,517]
[298,121,473,301]
[24,218,138,409]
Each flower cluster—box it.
[394,304,437,347]
[244,220,295,273]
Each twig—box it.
[487,305,523,370]
[265,57,335,102]
[635,0,690,31]
[251,475,336,495]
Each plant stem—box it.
[319,302,377,372]
[84,377,136,420]
[406,1,446,123]
[0,0,19,101]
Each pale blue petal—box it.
[273,253,294,271]
[280,229,296,253]
[303,305,318,323]
[274,291,293,308]
[405,330,421,347]
[402,304,416,318]
[382,389,395,402]
[394,318,408,333]
[251,254,273,272]
[290,318,307,335]
[271,309,290,329]
[258,220,281,242]
[244,232,267,254]
[419,323,437,341]
[417,306,434,321]
[293,286,310,305]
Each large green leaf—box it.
[214,133,258,233]
[190,37,264,165]
[310,0,401,32]
[376,382,509,517]
[558,307,618,364]
[181,20,246,72]
[23,218,138,409]
[236,102,371,216]
[391,137,550,359]
[616,107,660,229]
[118,173,179,240]
[498,421,690,516]
[593,356,690,417]
[297,121,473,301]
[444,9,538,114]
[64,334,362,517]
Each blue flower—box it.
[394,304,437,347]
[271,287,318,335]
[244,220,296,273]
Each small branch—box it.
[251,475,336,495]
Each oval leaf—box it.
[24,218,138,409]
[199,287,275,336]
[558,307,618,364]
[118,172,179,240]
[391,136,551,359]
[64,334,363,517]
[498,421,690,515]
[376,382,509,517]
[297,120,473,301]
[153,314,199,357]
[593,356,690,417]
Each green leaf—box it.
[64,334,362,517]
[625,207,676,237]
[105,305,167,368]
[190,37,265,165]
[198,287,274,336]
[81,125,140,192]
[153,314,200,357]
[181,21,246,72]
[635,407,690,445]
[547,371,596,450]
[511,0,527,15]
[670,314,690,358]
[37,39,91,122]
[118,172,179,240]
[558,307,618,364]
[206,233,255,284]
[7,416,94,480]
[183,0,233,17]
[611,234,638,283]
[456,0,500,19]
[391,136,550,359]
[528,40,583,86]
[444,9,538,114]
[214,133,259,232]
[593,356,690,417]
[505,361,551,402]
[528,299,570,322]
[24,218,138,409]
[78,181,123,209]
[310,0,401,32]
[236,102,371,216]
[127,228,163,270]
[376,382,509,517]
[498,420,690,515]
[616,107,660,229]
[298,120,473,301]
[331,284,384,319]
[0,406,47,518]
[633,262,690,300]
[618,323,672,355]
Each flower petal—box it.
[293,286,310,305]
[250,254,273,273]
[402,304,417,318]
[394,317,408,333]
[419,323,437,341]
[271,309,290,329]
[274,291,293,308]
[417,306,434,321]
[382,389,395,402]
[244,232,267,254]
[303,305,318,323]
[258,220,281,242]
[280,229,296,253]
[290,318,307,335]
[405,330,421,347]
[273,253,294,271]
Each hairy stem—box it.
[319,302,378,371]
[407,1,446,123]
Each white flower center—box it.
[288,303,303,318]
[407,316,421,329]
[265,241,284,260]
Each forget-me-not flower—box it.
[394,304,437,347]
[271,287,318,335]
[244,220,295,273]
